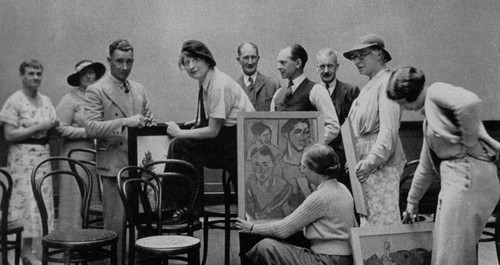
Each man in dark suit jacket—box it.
[236,42,280,111]
[85,39,153,264]
[315,47,359,190]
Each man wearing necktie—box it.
[236,42,280,111]
[315,48,359,194]
[165,40,254,222]
[85,39,152,264]
[270,44,340,145]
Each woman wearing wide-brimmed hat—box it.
[56,60,105,230]
[343,34,406,226]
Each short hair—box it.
[251,122,271,137]
[316,48,338,65]
[19,59,43,75]
[289,44,308,70]
[386,66,426,103]
[178,40,216,69]
[281,119,310,137]
[237,42,259,57]
[109,39,133,57]
[249,145,276,164]
[302,143,340,179]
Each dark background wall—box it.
[1,0,499,166]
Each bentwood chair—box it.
[117,166,200,265]
[143,160,203,235]
[0,168,23,265]
[31,157,117,265]
[67,147,104,229]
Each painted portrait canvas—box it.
[237,111,324,220]
[128,124,171,174]
[350,222,434,265]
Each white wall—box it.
[1,0,499,122]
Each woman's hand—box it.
[355,159,372,182]
[235,218,253,233]
[402,202,419,224]
[165,121,182,138]
[37,118,59,132]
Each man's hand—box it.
[124,114,147,128]
[165,121,182,137]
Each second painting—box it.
[237,111,324,220]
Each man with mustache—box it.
[85,39,153,264]
[271,44,339,145]
[315,48,359,192]
[236,42,280,111]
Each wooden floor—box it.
[23,223,499,265]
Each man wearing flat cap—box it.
[343,34,406,226]
[85,39,153,263]
[271,44,340,145]
[236,42,280,111]
[165,40,254,223]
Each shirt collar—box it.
[290,74,306,92]
[323,78,337,95]
[108,72,126,87]
[245,73,257,86]
[201,68,215,92]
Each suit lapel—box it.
[102,76,129,117]
[333,80,347,114]
[253,72,265,94]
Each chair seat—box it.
[43,228,117,247]
[7,221,24,233]
[136,235,200,251]
[89,204,103,214]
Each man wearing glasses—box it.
[236,42,280,111]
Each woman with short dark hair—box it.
[236,144,357,265]
[387,66,500,265]
[165,40,254,223]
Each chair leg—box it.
[110,240,118,265]
[14,232,21,265]
[63,249,71,265]
[41,246,49,265]
[201,214,209,265]
[189,248,200,265]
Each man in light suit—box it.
[315,48,359,191]
[85,39,152,265]
[236,42,279,111]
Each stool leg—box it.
[111,240,118,265]
[201,214,209,265]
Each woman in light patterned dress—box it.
[0,59,59,265]
[56,60,105,230]
[342,34,406,226]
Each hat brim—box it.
[343,43,392,62]
[67,62,106,87]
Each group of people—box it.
[0,33,498,265]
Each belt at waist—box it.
[15,138,49,145]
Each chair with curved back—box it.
[0,168,23,265]
[31,157,117,265]
[117,166,200,265]
[143,159,203,235]
[67,147,104,229]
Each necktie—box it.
[285,81,293,101]
[195,83,208,128]
[325,82,330,95]
[122,80,130,93]
[248,76,254,88]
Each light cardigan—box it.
[252,179,357,256]
[408,82,500,204]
